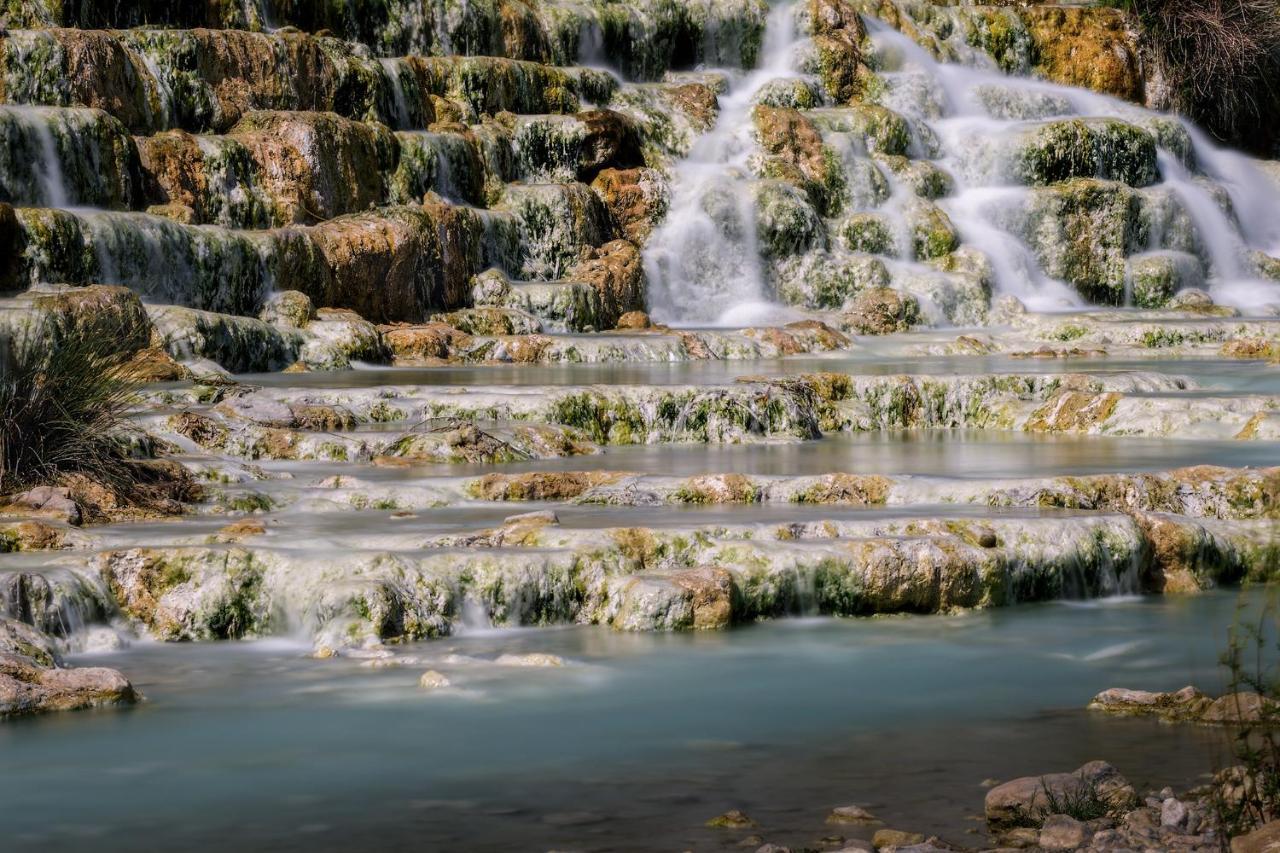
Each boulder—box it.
[985,761,1136,829]
[1233,820,1280,853]
[591,167,669,243]
[0,486,82,526]
[0,617,138,718]
[569,239,646,328]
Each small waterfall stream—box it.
[642,2,803,326]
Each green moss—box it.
[1050,324,1089,341]
[228,493,273,513]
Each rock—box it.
[149,305,300,374]
[0,617,138,718]
[752,104,843,214]
[493,653,564,667]
[871,828,924,848]
[985,761,1136,829]
[827,805,880,825]
[1222,339,1280,360]
[0,486,82,526]
[1013,119,1157,188]
[122,346,190,382]
[0,519,67,552]
[840,288,921,335]
[1233,820,1280,853]
[569,239,646,329]
[1089,685,1212,719]
[1014,178,1143,305]
[1202,692,1277,724]
[808,0,870,104]
[214,520,266,543]
[381,322,473,362]
[419,670,451,689]
[707,809,758,829]
[260,291,316,329]
[615,310,652,330]
[1161,797,1188,829]
[591,167,668,243]
[1038,814,1091,849]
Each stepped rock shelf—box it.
[1,0,1279,848]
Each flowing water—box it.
[3,1,1280,848]
[1,590,1258,852]
[643,2,805,326]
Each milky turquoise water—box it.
[3,590,1260,852]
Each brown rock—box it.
[871,828,924,848]
[122,346,190,382]
[382,322,473,362]
[0,617,138,718]
[707,809,757,829]
[1038,814,1091,850]
[591,167,668,244]
[1130,512,1213,593]
[809,0,869,104]
[1026,390,1121,432]
[671,567,736,630]
[614,310,652,330]
[574,109,644,180]
[666,83,719,130]
[214,519,266,543]
[827,805,880,825]
[1232,819,1280,853]
[1020,6,1143,103]
[0,520,66,551]
[289,404,356,432]
[570,240,646,329]
[31,284,153,356]
[1222,339,1280,360]
[1202,692,1278,724]
[468,471,627,502]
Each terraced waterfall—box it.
[1,0,1278,849]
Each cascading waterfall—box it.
[643,2,803,326]
[644,2,1280,325]
[865,15,1280,313]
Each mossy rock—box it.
[905,199,958,261]
[1014,119,1157,188]
[839,212,897,256]
[1126,251,1205,309]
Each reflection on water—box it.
[2,591,1255,852]
[254,428,1280,482]
[237,352,1280,394]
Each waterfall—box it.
[642,2,1280,326]
[2,106,70,208]
[642,2,803,327]
[380,59,412,130]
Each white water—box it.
[6,106,70,207]
[644,2,1280,323]
[643,2,803,326]
[380,59,412,130]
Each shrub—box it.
[1212,591,1280,837]
[1109,0,1280,153]
[0,327,181,508]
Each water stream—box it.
[1,590,1256,852]
[643,2,804,326]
